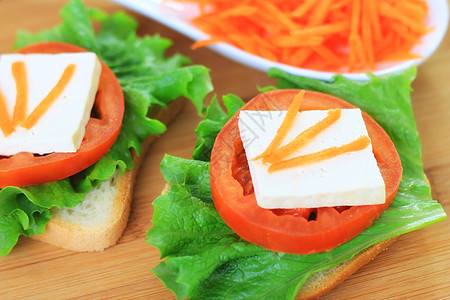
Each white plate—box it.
[110,0,449,81]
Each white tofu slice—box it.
[0,52,101,155]
[238,109,386,209]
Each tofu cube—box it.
[238,109,386,209]
[0,52,101,155]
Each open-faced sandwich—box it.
[0,0,212,256]
[147,67,446,299]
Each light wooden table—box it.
[0,1,449,299]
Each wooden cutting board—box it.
[1,1,449,299]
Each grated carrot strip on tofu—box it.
[0,89,13,137]
[264,108,341,164]
[253,90,304,161]
[11,61,28,127]
[268,135,371,172]
[175,0,430,72]
[21,64,76,129]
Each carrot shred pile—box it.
[178,0,430,72]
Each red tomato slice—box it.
[0,42,124,188]
[210,89,402,254]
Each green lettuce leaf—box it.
[147,68,446,299]
[0,0,212,256]
[193,94,245,162]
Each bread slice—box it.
[297,175,431,298]
[296,175,428,298]
[31,99,186,252]
[297,237,396,299]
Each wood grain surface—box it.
[0,1,449,299]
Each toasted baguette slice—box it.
[297,237,396,299]
[32,99,186,252]
[298,175,432,298]
[154,173,428,298]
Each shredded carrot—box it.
[259,1,299,31]
[218,6,257,18]
[307,0,333,27]
[291,0,316,19]
[11,61,28,127]
[391,22,422,45]
[253,90,304,161]
[367,0,382,42]
[399,1,428,22]
[330,0,352,11]
[253,35,279,61]
[409,0,429,12]
[349,0,363,71]
[21,64,76,129]
[290,21,350,37]
[1,62,77,136]
[378,1,429,34]
[249,93,370,172]
[268,135,371,172]
[290,48,313,67]
[264,108,341,164]
[271,35,324,48]
[0,89,13,137]
[313,45,345,68]
[362,0,375,70]
[176,0,431,72]
[192,37,227,49]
